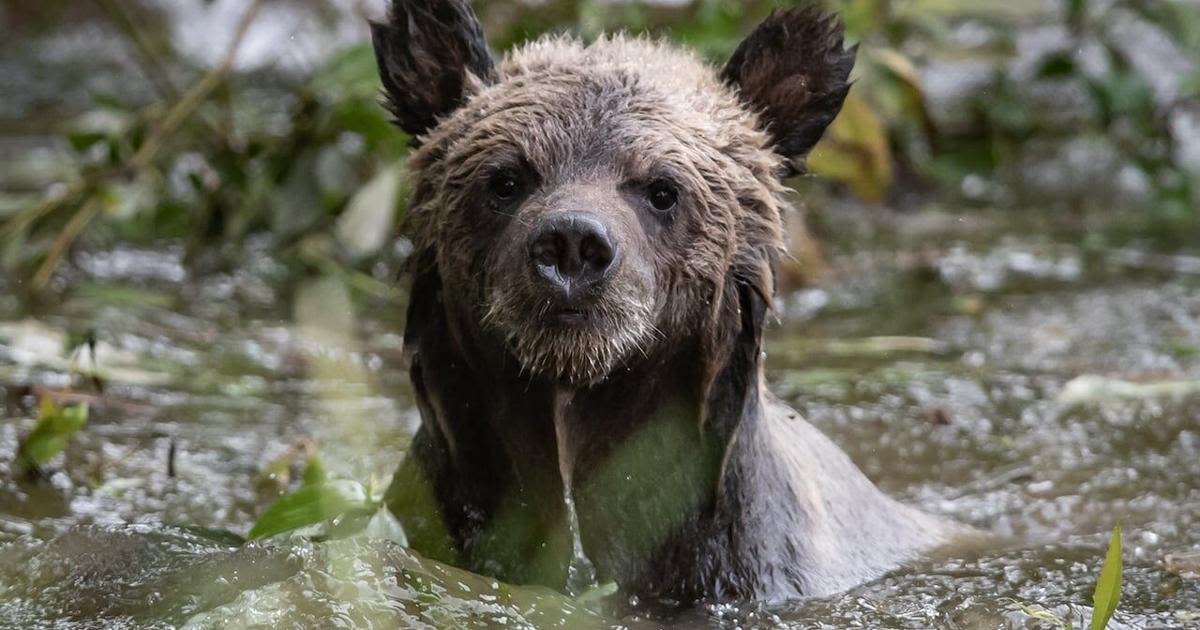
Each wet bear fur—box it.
[371,0,963,604]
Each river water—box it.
[1,205,1197,628]
[2,0,1199,626]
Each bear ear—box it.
[371,0,496,141]
[721,5,856,175]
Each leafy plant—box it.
[1,2,409,293]
[248,452,378,541]
[15,396,89,476]
[1006,522,1123,629]
[5,0,1197,288]
[807,90,895,202]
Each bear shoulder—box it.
[726,394,967,598]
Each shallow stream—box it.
[1,206,1198,628]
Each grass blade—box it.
[1091,522,1123,630]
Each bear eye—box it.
[488,171,521,201]
[647,179,678,211]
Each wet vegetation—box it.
[1,0,1199,627]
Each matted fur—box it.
[373,0,964,604]
[401,34,785,384]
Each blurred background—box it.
[2,0,1198,289]
[1,1,1199,628]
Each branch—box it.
[129,0,265,171]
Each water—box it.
[2,0,1199,624]
[554,389,601,598]
[1,206,1197,627]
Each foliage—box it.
[1030,0,1198,222]
[807,90,894,201]
[249,452,374,540]
[248,477,376,540]
[1006,522,1124,630]
[1091,523,1123,630]
[2,1,408,292]
[830,0,1199,215]
[248,450,405,543]
[2,0,1197,289]
[15,396,89,476]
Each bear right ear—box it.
[721,6,856,176]
[371,0,496,141]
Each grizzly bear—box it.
[372,0,964,604]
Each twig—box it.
[0,180,85,238]
[0,101,162,241]
[32,197,101,289]
[129,0,265,171]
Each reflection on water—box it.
[1,206,1197,627]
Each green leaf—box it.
[248,479,374,540]
[332,98,406,152]
[66,131,108,152]
[1091,522,1123,630]
[320,507,378,540]
[310,43,381,100]
[16,398,89,472]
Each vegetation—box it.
[1,0,1195,626]
[1092,523,1124,630]
[1006,523,1124,629]
[14,397,88,478]
[3,0,1198,294]
[248,449,395,542]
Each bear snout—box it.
[527,212,619,305]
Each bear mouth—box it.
[484,287,656,385]
[548,307,589,328]
[530,288,605,330]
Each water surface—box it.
[2,207,1197,627]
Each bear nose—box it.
[529,213,617,296]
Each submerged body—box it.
[387,346,959,601]
[372,0,964,603]
[386,330,962,602]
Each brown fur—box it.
[372,0,963,604]
[400,33,785,385]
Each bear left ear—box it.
[721,6,856,176]
[371,0,496,141]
